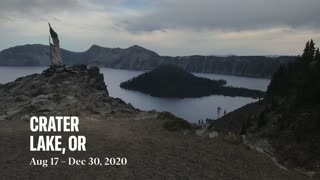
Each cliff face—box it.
[168,55,294,78]
[0,44,295,78]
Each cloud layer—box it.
[0,0,320,56]
[120,0,320,32]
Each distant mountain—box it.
[120,65,265,98]
[0,44,296,78]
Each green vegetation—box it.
[120,65,265,98]
[157,112,192,131]
[262,39,320,168]
[267,39,320,106]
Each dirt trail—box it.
[0,113,309,180]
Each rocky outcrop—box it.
[0,44,296,78]
[0,65,140,121]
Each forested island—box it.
[120,65,265,98]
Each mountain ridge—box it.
[0,44,296,78]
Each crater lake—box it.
[0,66,270,123]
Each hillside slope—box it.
[210,40,320,177]
[0,65,306,179]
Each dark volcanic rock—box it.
[0,65,119,120]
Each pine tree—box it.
[310,39,316,60]
[302,39,316,62]
[302,41,310,59]
[315,48,320,61]
[310,39,316,54]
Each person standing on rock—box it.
[48,23,63,67]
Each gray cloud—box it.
[0,0,319,56]
[0,0,84,20]
[120,0,320,32]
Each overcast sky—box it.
[0,0,320,56]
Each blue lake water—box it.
[0,66,270,123]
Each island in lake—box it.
[120,65,265,98]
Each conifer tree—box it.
[302,39,316,62]
[315,48,320,61]
[310,39,316,60]
[302,41,310,59]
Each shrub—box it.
[158,112,191,131]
